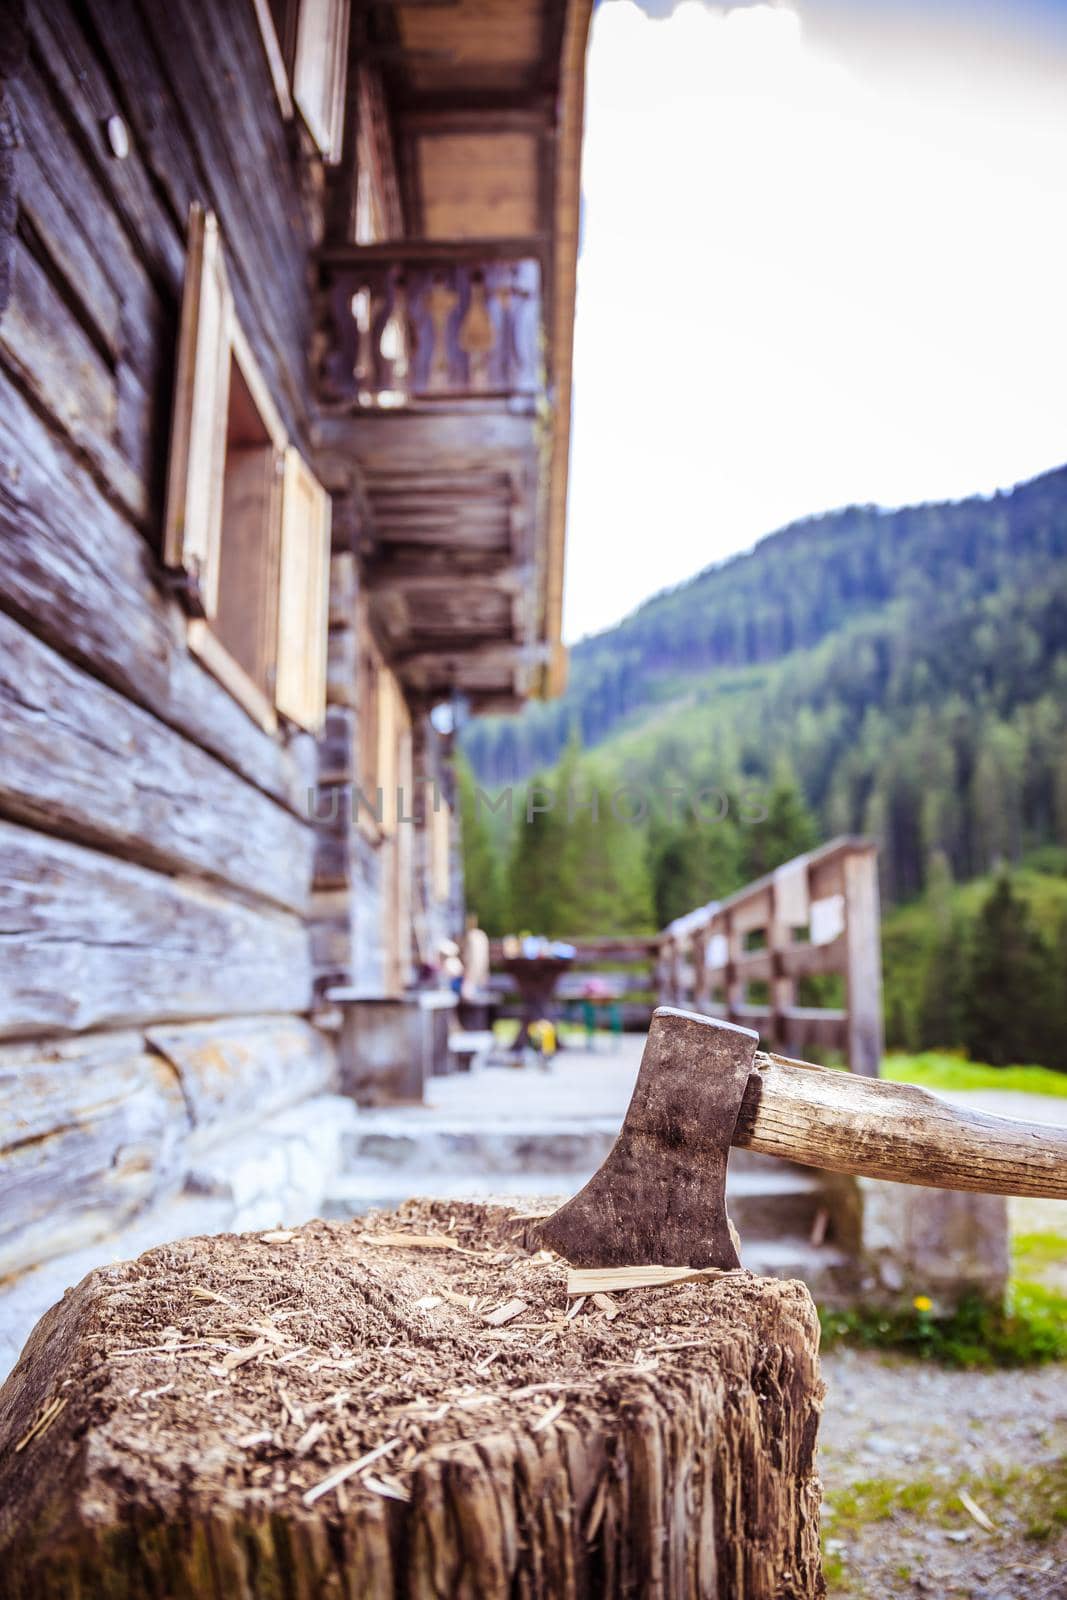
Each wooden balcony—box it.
[315,242,557,710]
[318,244,543,411]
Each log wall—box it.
[0,0,335,1287]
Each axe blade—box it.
[535,1008,759,1269]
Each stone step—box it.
[324,1163,827,1241]
[342,1119,619,1177]
[739,1239,856,1303]
[342,1121,805,1181]
[725,1168,826,1239]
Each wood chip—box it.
[592,1292,621,1320]
[482,1298,527,1327]
[585,1477,608,1544]
[567,1266,734,1295]
[14,1396,67,1453]
[564,1295,586,1322]
[220,1337,270,1374]
[363,1473,411,1503]
[302,1437,401,1507]
[958,1489,997,1533]
[414,1294,443,1311]
[358,1231,492,1259]
[531,1397,566,1433]
[294,1419,329,1456]
[259,1230,298,1244]
[236,1430,273,1449]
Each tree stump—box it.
[0,1202,825,1598]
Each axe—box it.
[533,1008,1067,1269]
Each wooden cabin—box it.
[0,0,590,1373]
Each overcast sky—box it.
[562,0,1067,640]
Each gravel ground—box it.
[819,1348,1067,1598]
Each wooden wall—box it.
[311,552,459,998]
[0,0,330,1279]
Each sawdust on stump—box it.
[0,1201,825,1598]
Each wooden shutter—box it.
[275,446,331,731]
[377,667,399,833]
[431,800,451,903]
[164,205,233,620]
[293,0,350,163]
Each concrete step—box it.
[739,1239,856,1302]
[324,1164,825,1236]
[725,1168,825,1239]
[323,1172,570,1217]
[341,1120,620,1177]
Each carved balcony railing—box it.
[317,244,544,409]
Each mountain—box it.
[462,465,1067,911]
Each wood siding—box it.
[0,0,330,1277]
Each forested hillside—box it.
[463,466,1067,912]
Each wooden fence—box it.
[489,836,884,1074]
[655,837,884,1075]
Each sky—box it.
[562,0,1067,640]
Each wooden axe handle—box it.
[733,1052,1067,1199]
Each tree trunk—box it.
[0,1202,825,1598]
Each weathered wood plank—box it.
[0,608,312,914]
[146,1015,334,1149]
[0,236,145,520]
[98,0,310,441]
[0,821,312,1039]
[0,370,311,815]
[10,61,167,383]
[24,6,186,294]
[0,1030,189,1278]
[13,139,123,364]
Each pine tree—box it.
[742,762,819,880]
[916,852,967,1049]
[455,754,504,935]
[962,873,1054,1066]
[648,811,744,928]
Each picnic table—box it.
[500,955,572,1052]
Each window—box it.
[252,0,350,163]
[164,205,331,733]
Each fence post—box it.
[843,847,884,1076]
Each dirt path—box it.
[819,1348,1067,1598]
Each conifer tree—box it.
[962,873,1053,1066]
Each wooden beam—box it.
[0,821,312,1039]
[318,235,548,265]
[363,562,530,594]
[0,609,313,916]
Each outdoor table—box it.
[501,955,573,1052]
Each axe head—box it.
[534,1008,759,1269]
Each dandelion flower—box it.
[913,1295,933,1313]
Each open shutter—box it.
[163,205,233,619]
[293,0,351,163]
[275,446,331,731]
[377,667,399,834]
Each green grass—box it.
[1014,1231,1067,1272]
[824,1458,1067,1542]
[883,1050,1067,1098]
[819,1279,1067,1368]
